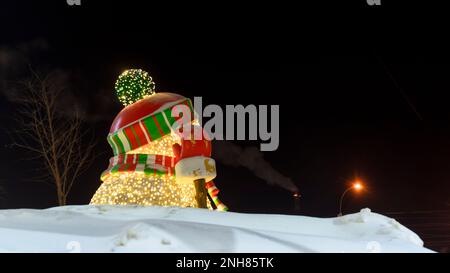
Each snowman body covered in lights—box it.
[90,69,227,210]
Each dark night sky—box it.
[1,1,450,251]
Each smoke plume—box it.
[213,141,299,193]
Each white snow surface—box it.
[0,206,433,253]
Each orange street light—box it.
[353,182,363,191]
[338,181,364,216]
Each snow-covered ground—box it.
[0,206,432,253]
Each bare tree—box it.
[11,72,96,206]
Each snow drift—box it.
[0,206,432,253]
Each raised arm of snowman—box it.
[172,122,226,210]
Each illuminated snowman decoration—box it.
[90,69,227,210]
